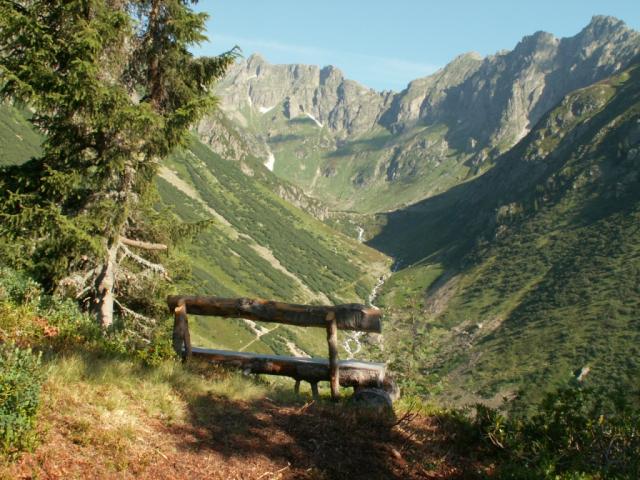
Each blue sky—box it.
[193,0,640,91]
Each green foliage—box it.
[0,344,45,456]
[0,264,176,367]
[133,318,176,367]
[474,385,640,479]
[0,0,236,324]
[0,266,41,305]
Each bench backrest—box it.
[167,295,384,400]
[166,295,382,332]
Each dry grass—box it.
[1,353,491,479]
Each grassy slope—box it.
[0,104,390,358]
[0,351,490,479]
[160,136,389,356]
[0,267,492,479]
[0,103,42,166]
[374,64,640,406]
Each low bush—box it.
[0,344,45,456]
[0,267,41,306]
[474,384,640,479]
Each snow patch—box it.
[305,112,323,128]
[265,151,275,171]
[356,226,365,243]
[258,105,275,114]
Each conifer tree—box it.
[0,0,236,327]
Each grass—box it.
[0,103,42,167]
[47,352,270,420]
[378,263,444,310]
[2,348,495,479]
[0,268,489,478]
[0,274,488,477]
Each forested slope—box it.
[375,62,640,406]
[0,102,389,357]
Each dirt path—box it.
[7,397,491,479]
[238,324,280,352]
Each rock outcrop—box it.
[204,16,640,213]
[216,54,394,137]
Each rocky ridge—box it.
[206,16,640,213]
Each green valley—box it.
[0,101,390,357]
[373,63,640,407]
[2,4,640,477]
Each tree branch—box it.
[120,244,169,277]
[114,298,156,327]
[121,236,168,251]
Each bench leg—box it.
[311,382,319,400]
[294,379,301,395]
[173,304,191,362]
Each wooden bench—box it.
[167,295,397,402]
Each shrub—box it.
[135,319,176,367]
[0,344,45,456]
[475,384,640,479]
[0,266,41,306]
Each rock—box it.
[352,388,393,411]
[204,17,640,211]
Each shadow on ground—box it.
[170,389,489,479]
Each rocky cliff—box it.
[205,16,640,213]
[216,54,394,137]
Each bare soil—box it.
[4,395,492,479]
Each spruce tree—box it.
[0,0,236,327]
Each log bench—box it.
[167,295,397,403]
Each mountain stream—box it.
[343,273,388,359]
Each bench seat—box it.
[191,347,386,389]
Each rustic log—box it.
[189,347,386,389]
[294,379,301,395]
[311,382,319,400]
[166,296,382,333]
[172,304,191,361]
[326,312,340,400]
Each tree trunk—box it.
[95,238,120,328]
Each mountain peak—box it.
[450,51,484,64]
[588,15,626,28]
[580,15,629,37]
[513,30,557,53]
[246,53,267,66]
